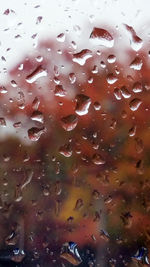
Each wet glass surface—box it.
[0,0,150,266]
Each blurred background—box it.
[0,0,150,266]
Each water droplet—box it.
[55,180,62,195]
[5,231,18,246]
[128,125,136,137]
[91,65,98,74]
[114,88,122,100]
[26,66,47,83]
[75,94,91,116]
[57,33,65,42]
[36,16,43,24]
[71,41,77,49]
[69,73,76,84]
[132,247,149,265]
[0,248,25,263]
[92,189,100,199]
[72,49,92,66]
[3,9,15,15]
[61,114,78,131]
[11,80,17,87]
[21,170,33,190]
[92,153,105,165]
[121,110,127,118]
[100,229,110,241]
[135,137,144,153]
[107,54,116,63]
[59,144,72,157]
[124,24,143,51]
[120,86,131,98]
[28,127,46,141]
[32,97,40,110]
[90,27,114,47]
[120,212,133,228]
[130,57,143,70]
[93,101,101,110]
[132,81,142,93]
[100,61,106,68]
[31,110,44,123]
[106,73,118,84]
[88,76,93,83]
[54,85,66,97]
[129,98,142,111]
[60,242,82,265]
[0,86,7,94]
[0,118,6,126]
[110,118,117,129]
[74,199,84,210]
[13,122,22,128]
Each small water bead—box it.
[0,118,6,126]
[100,61,106,68]
[74,199,84,210]
[26,66,47,83]
[132,247,149,265]
[53,65,59,76]
[71,41,77,49]
[130,57,143,70]
[91,65,98,74]
[106,73,118,84]
[92,189,100,199]
[13,122,22,128]
[60,242,82,266]
[114,88,122,100]
[54,77,60,84]
[0,86,7,94]
[72,49,92,66]
[32,97,40,110]
[128,125,137,137]
[3,9,15,15]
[135,137,144,153]
[115,68,120,75]
[87,76,93,84]
[93,101,101,110]
[0,248,25,263]
[54,85,66,97]
[90,27,114,47]
[28,126,46,141]
[5,231,18,246]
[69,73,76,84]
[59,144,72,157]
[121,110,127,118]
[60,114,78,131]
[120,86,131,99]
[132,81,142,93]
[56,33,65,42]
[100,229,110,241]
[36,56,43,62]
[75,94,91,116]
[11,80,17,87]
[124,24,143,51]
[31,110,44,123]
[36,16,43,24]
[120,212,133,228]
[110,118,117,129]
[129,98,142,111]
[92,153,105,165]
[107,54,116,63]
